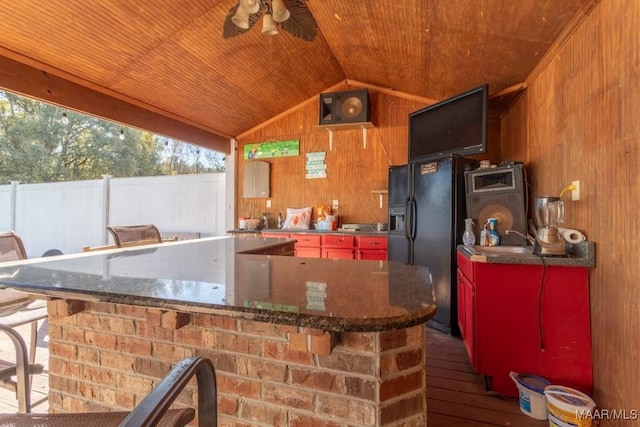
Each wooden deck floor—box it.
[0,321,546,426]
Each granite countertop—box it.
[229,228,388,236]
[457,240,595,267]
[0,237,435,332]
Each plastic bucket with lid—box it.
[509,372,550,420]
[545,385,596,427]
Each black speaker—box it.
[319,89,370,125]
[465,164,527,246]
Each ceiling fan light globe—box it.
[262,13,278,35]
[231,5,251,29]
[239,0,260,14]
[271,0,290,23]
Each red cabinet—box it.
[456,251,592,398]
[357,236,388,260]
[291,234,322,258]
[322,235,355,259]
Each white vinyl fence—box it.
[0,173,226,258]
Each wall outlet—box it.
[266,199,271,208]
[332,199,339,210]
[572,180,580,201]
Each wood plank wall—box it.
[502,0,640,422]
[236,84,499,226]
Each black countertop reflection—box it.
[0,237,435,332]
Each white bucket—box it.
[545,385,596,427]
[510,372,550,420]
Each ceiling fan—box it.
[223,0,318,41]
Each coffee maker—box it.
[532,196,566,256]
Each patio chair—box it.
[0,356,218,426]
[106,224,163,248]
[0,231,48,413]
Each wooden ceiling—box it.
[0,0,596,153]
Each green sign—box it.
[244,140,300,159]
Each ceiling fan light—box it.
[231,4,251,29]
[271,0,290,23]
[240,0,260,14]
[262,13,278,35]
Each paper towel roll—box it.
[558,227,586,244]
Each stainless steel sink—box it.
[472,245,534,255]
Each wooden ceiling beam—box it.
[0,54,231,153]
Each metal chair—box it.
[0,356,218,426]
[106,224,163,248]
[0,231,48,413]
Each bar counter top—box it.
[0,236,435,332]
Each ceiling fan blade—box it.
[280,0,318,41]
[223,3,262,39]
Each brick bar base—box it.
[47,301,426,426]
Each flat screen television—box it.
[408,84,488,162]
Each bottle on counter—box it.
[479,222,488,246]
[462,218,476,247]
[487,218,501,246]
[277,213,283,229]
[262,213,269,229]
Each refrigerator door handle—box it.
[404,198,412,240]
[410,199,418,240]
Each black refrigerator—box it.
[388,155,477,336]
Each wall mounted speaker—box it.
[319,89,370,125]
[465,164,527,245]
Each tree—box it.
[0,90,225,184]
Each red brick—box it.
[310,332,339,355]
[161,311,190,329]
[380,371,423,401]
[262,383,314,410]
[134,358,172,378]
[83,366,117,387]
[193,314,237,330]
[238,319,294,338]
[380,348,423,375]
[236,357,288,382]
[101,351,135,371]
[49,342,78,359]
[316,394,376,425]
[50,358,83,377]
[175,325,205,346]
[62,327,86,344]
[215,331,261,356]
[85,331,117,350]
[289,413,342,427]
[317,349,377,375]
[379,329,408,351]
[49,375,78,394]
[380,392,425,425]
[218,395,240,416]
[75,312,101,330]
[217,376,260,399]
[193,350,236,374]
[290,368,341,394]
[145,310,162,326]
[89,302,117,314]
[344,376,376,401]
[136,322,174,341]
[341,331,376,352]
[77,346,100,364]
[116,304,148,319]
[100,316,135,335]
[289,332,308,352]
[263,340,314,365]
[154,342,193,361]
[238,400,287,427]
[119,372,154,395]
[114,389,137,409]
[48,324,63,340]
[117,336,152,356]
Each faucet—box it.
[505,229,536,245]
